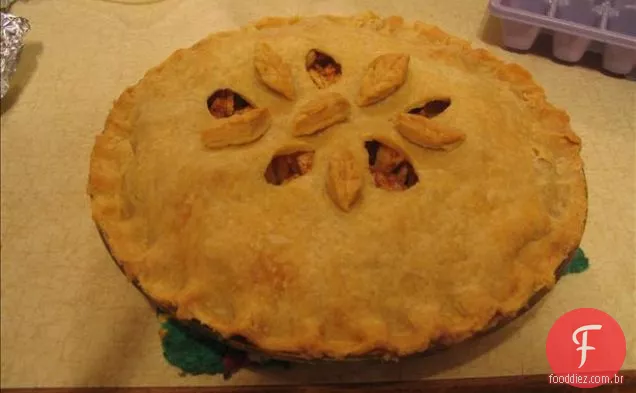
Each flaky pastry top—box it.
[88,13,586,359]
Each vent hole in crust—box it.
[306,49,342,89]
[408,99,451,119]
[365,140,418,191]
[265,151,315,185]
[207,89,254,119]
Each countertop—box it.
[1,0,634,388]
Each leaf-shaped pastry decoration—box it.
[326,149,362,211]
[254,42,296,100]
[201,108,272,149]
[292,92,351,136]
[357,53,409,107]
[394,113,465,151]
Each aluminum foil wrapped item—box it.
[1,6,30,99]
[0,0,18,10]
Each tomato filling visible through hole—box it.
[306,50,342,88]
[408,99,451,119]
[207,89,254,118]
[265,151,315,185]
[365,141,418,191]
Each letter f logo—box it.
[572,324,602,368]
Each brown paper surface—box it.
[1,0,634,388]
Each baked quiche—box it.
[88,13,587,360]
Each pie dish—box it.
[87,12,587,360]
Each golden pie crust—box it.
[88,13,587,359]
